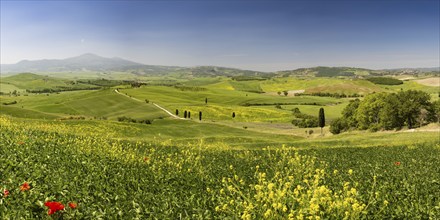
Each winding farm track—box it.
[114,89,184,120]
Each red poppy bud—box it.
[69,202,77,209]
[20,182,31,191]
[3,189,9,197]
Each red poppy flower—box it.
[45,201,65,215]
[20,182,30,191]
[3,189,9,197]
[394,161,401,166]
[68,202,77,209]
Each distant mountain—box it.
[0,54,268,78]
[0,53,145,73]
[2,54,438,78]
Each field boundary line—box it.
[114,89,184,120]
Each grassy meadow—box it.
[1,72,439,218]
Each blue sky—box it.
[1,0,439,71]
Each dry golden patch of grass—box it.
[415,77,440,87]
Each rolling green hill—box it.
[0,89,167,120]
[1,73,99,92]
[277,66,375,77]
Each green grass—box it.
[0,105,60,119]
[262,102,349,121]
[293,129,439,148]
[120,85,342,123]
[180,77,223,87]
[1,73,97,91]
[0,83,24,93]
[261,77,385,94]
[0,89,167,120]
[378,80,439,95]
[229,80,264,93]
[122,85,341,107]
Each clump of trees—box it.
[296,92,363,98]
[59,116,86,121]
[173,85,207,92]
[367,77,403,85]
[330,90,439,134]
[275,91,289,96]
[117,116,151,124]
[314,67,355,77]
[291,108,319,128]
[26,86,100,94]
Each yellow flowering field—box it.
[0,115,439,219]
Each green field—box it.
[1,73,439,218]
[1,115,439,219]
[0,83,24,93]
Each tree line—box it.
[330,90,440,134]
[296,92,363,98]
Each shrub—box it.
[329,118,348,134]
[2,101,17,105]
[117,116,151,124]
[292,112,319,128]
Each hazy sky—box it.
[1,0,439,71]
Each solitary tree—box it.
[188,111,191,119]
[277,91,282,96]
[232,112,236,118]
[205,98,208,104]
[199,111,202,121]
[176,109,179,116]
[319,108,325,135]
[184,111,187,118]
[283,91,288,96]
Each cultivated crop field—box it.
[1,115,439,219]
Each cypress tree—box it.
[176,109,179,116]
[188,111,191,119]
[232,112,235,118]
[199,111,202,121]
[184,110,187,118]
[319,108,325,135]
[205,98,208,104]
